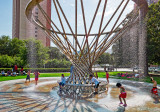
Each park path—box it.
[0,77,159,112]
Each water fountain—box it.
[25,0,148,96]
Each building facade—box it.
[115,0,158,69]
[12,0,51,47]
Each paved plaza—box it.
[0,77,160,112]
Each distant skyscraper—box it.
[12,0,51,47]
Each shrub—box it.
[0,68,70,73]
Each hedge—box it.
[0,68,70,73]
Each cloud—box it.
[70,3,75,7]
[97,7,115,17]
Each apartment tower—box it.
[12,0,51,47]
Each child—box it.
[150,77,159,103]
[59,74,66,90]
[106,71,109,83]
[89,74,99,94]
[26,70,31,82]
[116,83,127,107]
[33,70,40,85]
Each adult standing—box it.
[14,64,18,72]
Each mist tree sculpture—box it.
[26,0,148,95]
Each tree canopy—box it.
[147,1,160,65]
[0,35,113,68]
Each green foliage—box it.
[96,53,112,65]
[48,47,67,60]
[111,40,123,67]
[24,38,50,68]
[0,36,27,67]
[0,55,23,68]
[0,36,11,55]
[0,55,14,67]
[147,1,160,65]
[0,36,71,68]
[45,59,71,68]
[0,68,70,73]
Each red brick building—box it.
[12,0,51,47]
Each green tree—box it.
[0,36,27,67]
[0,36,11,55]
[8,38,26,56]
[48,47,63,59]
[97,52,112,65]
[25,38,49,68]
[111,40,123,67]
[0,55,23,68]
[147,1,160,65]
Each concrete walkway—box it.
[0,77,159,112]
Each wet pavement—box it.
[0,77,160,112]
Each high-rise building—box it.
[12,0,51,47]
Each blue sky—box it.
[0,0,12,38]
[51,0,134,50]
[0,0,134,48]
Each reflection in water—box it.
[116,106,125,112]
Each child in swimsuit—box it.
[58,74,66,91]
[89,74,99,94]
[106,71,109,83]
[34,71,40,85]
[116,83,127,107]
[26,70,31,82]
[151,77,159,103]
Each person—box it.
[23,71,26,75]
[116,83,127,107]
[59,74,66,90]
[106,71,109,83]
[14,64,18,72]
[135,73,139,78]
[11,65,14,72]
[33,70,40,85]
[20,67,23,75]
[150,77,159,103]
[89,74,99,94]
[12,70,17,76]
[7,70,11,76]
[26,70,31,82]
[1,70,5,76]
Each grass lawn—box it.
[0,71,160,85]
[0,73,70,82]
[0,72,125,82]
[114,76,160,84]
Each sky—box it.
[0,0,134,51]
[0,0,12,38]
[51,0,134,50]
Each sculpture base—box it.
[57,81,107,99]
